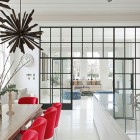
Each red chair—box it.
[43,107,57,139]
[52,102,62,128]
[21,117,47,140]
[18,97,38,104]
[21,130,38,140]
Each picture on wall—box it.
[42,52,48,81]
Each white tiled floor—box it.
[56,96,99,140]
[41,93,139,140]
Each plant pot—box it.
[6,92,14,115]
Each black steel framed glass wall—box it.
[39,26,140,135]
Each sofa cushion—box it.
[17,88,29,99]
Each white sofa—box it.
[73,80,102,93]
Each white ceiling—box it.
[7,0,140,22]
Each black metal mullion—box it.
[50,28,52,104]
[39,27,41,104]
[113,27,115,118]
[82,28,83,57]
[124,28,127,132]
[71,27,73,109]
[134,27,138,138]
[60,28,62,103]
[103,28,104,58]
[92,28,93,58]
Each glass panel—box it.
[63,60,71,73]
[126,28,135,42]
[62,89,71,103]
[115,43,124,58]
[83,43,92,57]
[115,60,124,73]
[136,59,140,73]
[51,28,60,42]
[114,90,125,118]
[125,74,132,89]
[104,43,113,57]
[62,74,71,88]
[52,89,60,103]
[40,89,51,103]
[136,28,140,42]
[115,28,124,42]
[72,28,82,42]
[104,28,113,42]
[93,28,103,42]
[51,43,60,57]
[83,28,92,42]
[136,43,140,57]
[115,74,124,89]
[41,28,50,42]
[62,43,71,57]
[125,43,135,58]
[72,43,82,57]
[93,43,103,57]
[41,43,50,57]
[125,90,134,118]
[53,60,60,73]
[136,74,140,89]
[40,58,50,73]
[52,74,60,88]
[125,60,133,73]
[40,75,50,88]
[62,28,71,42]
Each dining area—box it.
[0,97,62,140]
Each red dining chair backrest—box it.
[28,117,47,140]
[43,107,57,139]
[18,97,38,104]
[52,102,62,128]
[21,130,38,140]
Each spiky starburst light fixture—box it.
[0,0,11,9]
[0,9,43,53]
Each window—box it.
[87,52,100,79]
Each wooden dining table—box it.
[0,104,42,140]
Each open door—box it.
[51,58,72,110]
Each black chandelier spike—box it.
[0,0,11,9]
[0,9,43,53]
[0,0,11,22]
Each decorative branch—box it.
[0,54,30,94]
[0,53,10,85]
[1,60,14,86]
[2,59,30,90]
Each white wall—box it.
[14,47,39,98]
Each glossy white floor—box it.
[41,93,139,140]
[56,96,99,140]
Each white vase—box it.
[6,92,14,115]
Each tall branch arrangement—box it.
[0,54,30,95]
